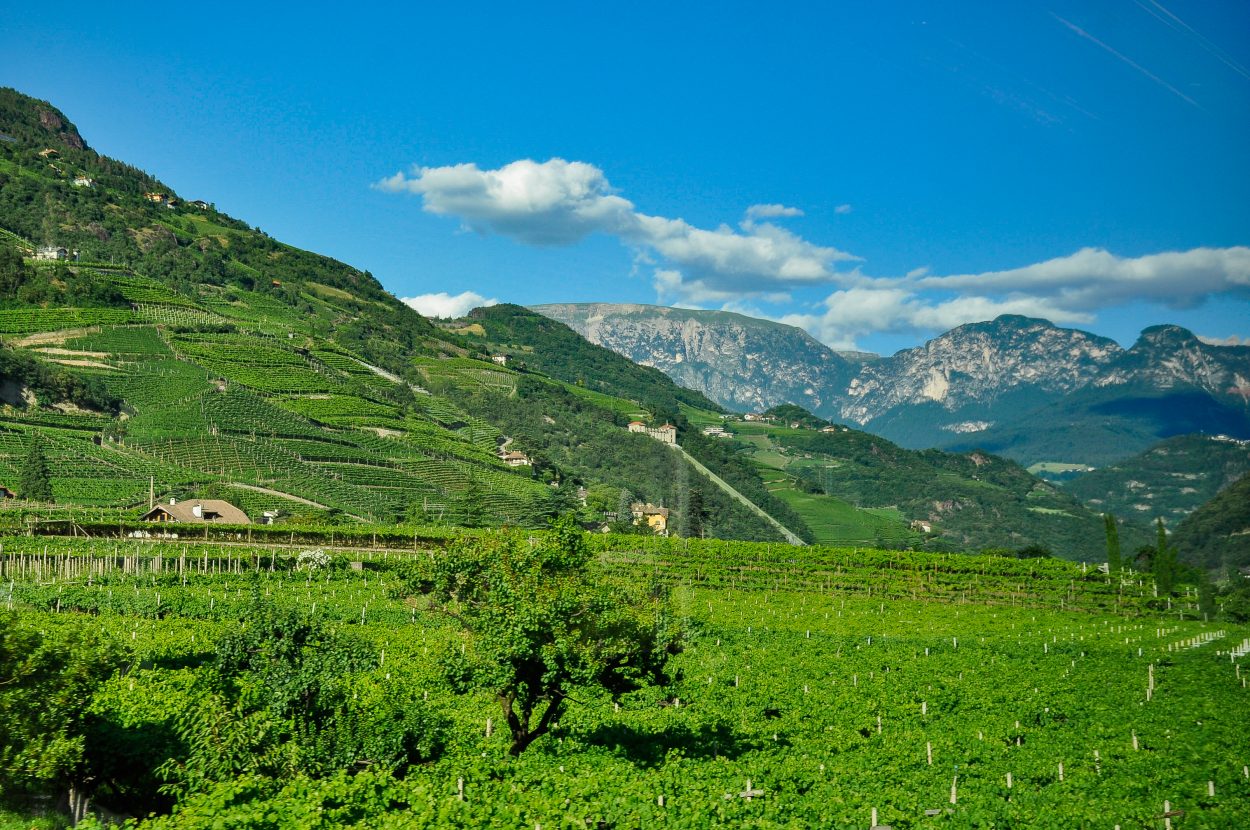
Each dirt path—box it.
[671,444,807,546]
[225,482,367,521]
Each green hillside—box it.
[0,88,796,540]
[1172,473,1250,572]
[1061,434,1250,529]
[724,407,1129,560]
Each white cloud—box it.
[377,159,1250,350]
[1198,334,1248,346]
[401,291,497,319]
[744,203,804,220]
[375,159,634,245]
[917,246,1250,310]
[377,158,859,299]
[780,288,1092,351]
[783,246,1249,349]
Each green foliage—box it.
[1104,512,1122,573]
[1153,517,1179,595]
[0,343,120,412]
[17,431,52,502]
[431,516,680,754]
[761,403,829,429]
[162,602,445,797]
[0,613,127,797]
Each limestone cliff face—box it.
[532,304,1250,457]
[534,303,859,414]
[840,316,1123,426]
[1095,325,1250,401]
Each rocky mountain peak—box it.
[1133,324,1201,351]
[840,315,1124,425]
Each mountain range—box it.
[538,304,1250,467]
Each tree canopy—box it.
[429,515,681,754]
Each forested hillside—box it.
[1172,473,1250,572]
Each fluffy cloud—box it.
[917,246,1250,310]
[375,159,634,245]
[786,247,1249,348]
[377,158,1250,349]
[377,158,857,300]
[401,290,497,319]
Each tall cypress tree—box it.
[17,432,53,502]
[1104,513,1121,574]
[1153,517,1177,596]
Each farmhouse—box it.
[630,502,670,535]
[701,425,733,438]
[34,246,68,261]
[910,519,933,534]
[500,450,532,467]
[491,354,508,366]
[140,498,250,524]
[143,192,167,203]
[188,200,211,210]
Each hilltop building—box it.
[627,421,677,445]
[499,450,532,467]
[140,498,250,524]
[188,200,211,210]
[631,502,670,535]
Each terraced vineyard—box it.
[0,259,558,525]
[1,533,1246,828]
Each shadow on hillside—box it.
[581,720,759,766]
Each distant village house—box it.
[627,421,677,445]
[701,425,733,438]
[188,200,211,210]
[143,192,168,203]
[910,519,933,534]
[499,450,532,467]
[34,246,68,261]
[631,502,670,535]
[140,498,250,524]
[491,354,508,366]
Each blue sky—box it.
[3,0,1248,354]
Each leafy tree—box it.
[430,515,680,755]
[0,613,127,823]
[18,431,53,502]
[1104,513,1122,573]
